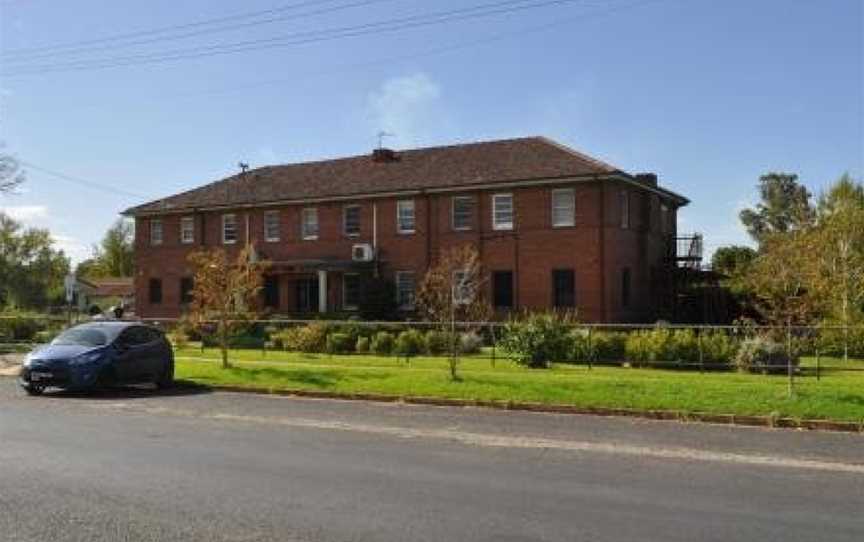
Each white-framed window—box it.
[264,211,280,242]
[551,188,575,228]
[342,273,361,310]
[620,190,630,229]
[150,219,163,246]
[343,205,361,237]
[396,199,415,234]
[302,207,319,240]
[451,196,474,231]
[395,271,416,309]
[222,214,237,244]
[180,216,194,244]
[492,193,514,230]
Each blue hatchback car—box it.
[18,321,174,395]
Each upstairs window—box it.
[660,203,670,234]
[222,214,237,244]
[552,269,575,308]
[397,200,415,234]
[343,205,361,237]
[150,219,163,246]
[551,188,575,227]
[180,217,194,244]
[451,196,474,231]
[302,208,319,240]
[264,211,280,242]
[620,191,630,229]
[492,193,514,230]
[396,271,416,309]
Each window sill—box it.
[302,236,319,241]
[265,238,281,243]
[397,230,416,236]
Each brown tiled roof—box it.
[89,278,134,297]
[124,137,686,215]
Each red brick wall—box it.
[134,180,679,322]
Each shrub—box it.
[700,331,739,366]
[394,329,424,356]
[592,332,627,362]
[355,336,370,353]
[0,316,43,342]
[326,332,355,354]
[500,312,576,368]
[371,331,395,355]
[423,330,451,355]
[458,331,483,355]
[279,323,329,353]
[624,329,701,366]
[734,337,792,373]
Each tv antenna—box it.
[238,162,250,174]
[377,131,395,149]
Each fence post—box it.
[698,328,704,374]
[787,319,794,398]
[587,326,593,371]
[490,323,496,369]
[816,349,821,382]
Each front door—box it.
[295,278,319,313]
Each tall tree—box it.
[0,212,70,309]
[78,219,134,278]
[739,173,815,245]
[0,147,24,194]
[187,245,269,368]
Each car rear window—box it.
[52,327,109,347]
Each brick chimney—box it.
[635,173,658,187]
[372,148,399,163]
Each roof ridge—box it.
[534,136,619,173]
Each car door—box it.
[113,327,149,383]
[140,327,166,379]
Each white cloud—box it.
[366,73,449,148]
[0,204,48,222]
[51,234,91,265]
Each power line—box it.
[2,0,588,77]
[1,0,351,57]
[56,0,662,110]
[18,160,149,200]
[1,0,397,63]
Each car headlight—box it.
[22,354,32,368]
[69,351,104,366]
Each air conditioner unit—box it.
[352,243,375,262]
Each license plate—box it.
[30,371,52,382]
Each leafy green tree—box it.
[0,212,70,309]
[77,219,134,278]
[739,173,815,245]
[711,245,757,279]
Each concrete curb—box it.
[200,384,864,434]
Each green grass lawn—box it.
[174,347,864,422]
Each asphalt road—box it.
[0,378,862,542]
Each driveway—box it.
[0,378,861,541]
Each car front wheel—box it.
[23,383,45,396]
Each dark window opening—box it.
[492,271,514,309]
[264,275,280,309]
[148,279,163,305]
[621,268,631,308]
[552,269,575,308]
[180,277,194,305]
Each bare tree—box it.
[187,245,269,368]
[0,149,24,194]
[416,244,491,380]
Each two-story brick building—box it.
[123,136,691,322]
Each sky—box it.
[0,0,861,264]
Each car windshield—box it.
[51,327,109,347]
